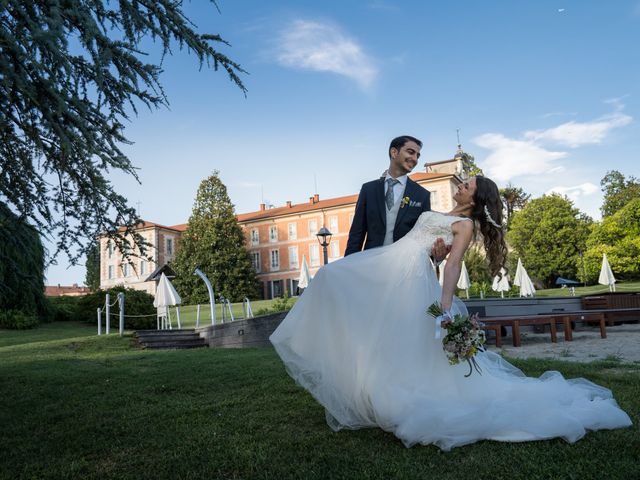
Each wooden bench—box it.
[575,307,640,327]
[480,311,610,347]
[480,323,502,348]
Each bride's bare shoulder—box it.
[451,217,473,233]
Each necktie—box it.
[385,178,399,210]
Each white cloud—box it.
[473,133,567,182]
[474,103,632,183]
[524,112,632,148]
[275,20,378,89]
[540,111,577,119]
[546,183,600,202]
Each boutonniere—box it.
[400,196,410,208]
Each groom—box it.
[345,135,447,260]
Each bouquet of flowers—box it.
[427,302,486,377]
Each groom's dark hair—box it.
[389,135,422,158]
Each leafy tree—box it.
[600,170,640,218]
[455,148,484,177]
[507,194,591,288]
[84,241,101,291]
[500,184,530,230]
[0,0,246,267]
[172,172,260,303]
[582,198,640,281]
[0,202,48,321]
[463,245,491,285]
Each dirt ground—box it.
[486,322,640,364]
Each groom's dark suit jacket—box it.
[345,177,431,256]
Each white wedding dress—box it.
[270,212,632,451]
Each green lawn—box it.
[1,323,638,480]
[460,280,640,300]
[530,281,640,298]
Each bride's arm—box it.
[440,221,474,312]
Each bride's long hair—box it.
[470,176,508,278]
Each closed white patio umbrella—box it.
[492,267,510,298]
[298,255,311,291]
[457,260,471,299]
[598,253,616,292]
[513,258,535,297]
[154,272,182,329]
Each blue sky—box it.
[47,0,640,285]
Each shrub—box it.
[76,286,156,330]
[271,296,292,312]
[254,296,293,317]
[48,296,81,322]
[0,310,39,330]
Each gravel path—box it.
[486,323,640,364]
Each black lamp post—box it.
[316,227,333,265]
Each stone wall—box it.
[196,311,287,348]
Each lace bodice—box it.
[403,211,470,254]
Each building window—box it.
[166,238,173,255]
[308,219,318,237]
[288,222,297,240]
[430,189,439,209]
[309,244,320,267]
[330,241,340,258]
[288,246,299,269]
[329,215,339,233]
[122,263,130,277]
[108,265,115,279]
[107,240,114,259]
[251,252,261,273]
[270,250,280,271]
[140,260,147,275]
[269,225,278,242]
[251,229,259,245]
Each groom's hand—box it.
[431,238,450,263]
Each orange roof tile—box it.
[45,285,91,297]
[116,220,185,233]
[168,223,188,232]
[411,172,455,181]
[237,194,359,222]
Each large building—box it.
[99,153,470,298]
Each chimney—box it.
[313,194,320,203]
[286,201,292,207]
[259,203,266,211]
[72,283,78,288]
[309,197,314,204]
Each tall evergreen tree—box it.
[0,202,48,317]
[0,0,246,267]
[508,194,591,288]
[84,241,101,291]
[172,172,260,303]
[600,170,640,218]
[500,184,530,230]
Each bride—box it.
[270,176,632,451]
